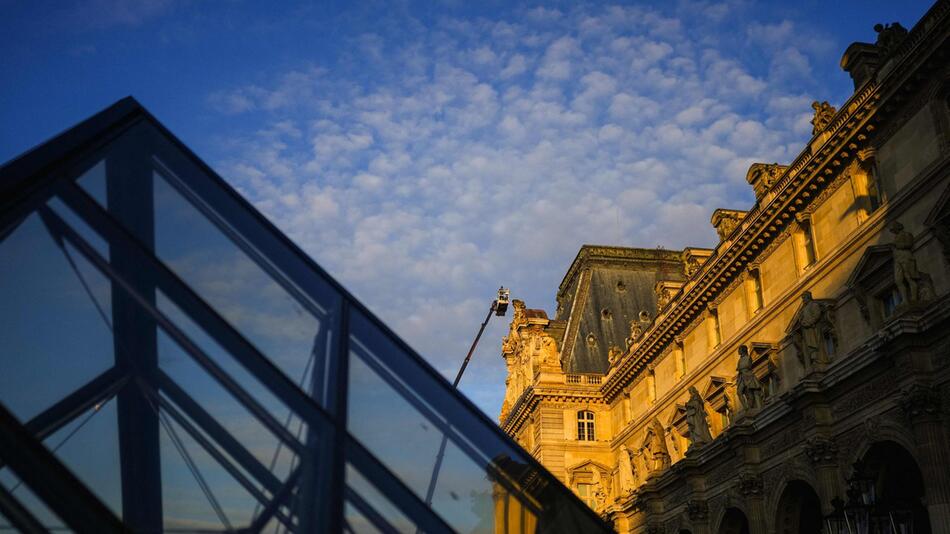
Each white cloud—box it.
[207,3,843,417]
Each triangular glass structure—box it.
[0,98,612,533]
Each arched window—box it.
[577,410,595,441]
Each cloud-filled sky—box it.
[0,0,932,421]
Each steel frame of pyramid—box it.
[0,98,612,534]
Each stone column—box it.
[901,384,950,533]
[686,499,711,534]
[738,473,768,534]
[804,437,842,516]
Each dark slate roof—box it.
[556,246,685,374]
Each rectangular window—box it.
[576,484,596,508]
[577,411,595,441]
[866,172,882,213]
[801,219,817,267]
[750,270,764,312]
[674,342,686,380]
[707,308,722,348]
[879,287,902,319]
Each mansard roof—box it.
[556,245,685,374]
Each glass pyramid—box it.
[0,97,612,533]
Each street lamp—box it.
[826,469,915,534]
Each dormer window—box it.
[577,410,595,441]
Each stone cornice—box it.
[601,5,950,402]
[502,385,607,434]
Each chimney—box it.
[840,42,880,90]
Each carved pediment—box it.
[846,245,894,323]
[702,376,731,414]
[567,459,611,474]
[748,342,778,381]
[665,404,688,438]
[846,245,893,289]
[925,184,950,264]
[924,183,950,227]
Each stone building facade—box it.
[498,4,950,533]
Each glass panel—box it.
[157,294,302,480]
[0,470,68,532]
[345,463,415,533]
[1,106,609,534]
[72,121,343,410]
[152,170,325,397]
[344,501,383,534]
[42,397,122,517]
[0,210,114,422]
[348,307,605,533]
[159,407,258,531]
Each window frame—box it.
[576,410,595,441]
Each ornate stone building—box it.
[498,4,950,533]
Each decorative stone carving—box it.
[617,445,637,498]
[889,221,932,305]
[804,436,839,466]
[746,162,789,200]
[686,499,709,522]
[608,346,623,368]
[736,345,765,411]
[899,383,941,422]
[711,209,748,241]
[656,285,672,309]
[539,334,560,366]
[874,22,908,58]
[810,101,837,135]
[685,386,713,448]
[648,418,671,471]
[737,472,763,497]
[766,356,781,399]
[626,320,643,349]
[788,291,837,372]
[591,468,607,510]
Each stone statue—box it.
[626,320,643,348]
[539,334,559,366]
[736,346,764,411]
[591,469,607,510]
[810,101,837,135]
[617,445,637,497]
[638,310,652,334]
[874,22,908,57]
[657,286,672,308]
[608,346,623,368]
[685,386,713,448]
[889,221,923,305]
[648,418,671,471]
[634,447,650,478]
[766,357,781,398]
[791,291,837,371]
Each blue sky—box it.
[0,0,933,423]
